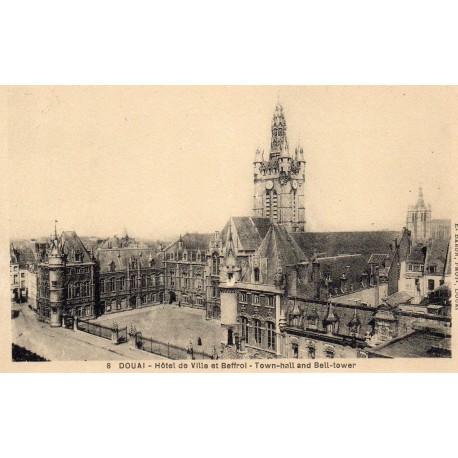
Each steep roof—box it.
[285,300,376,339]
[61,231,91,262]
[292,231,400,259]
[257,224,307,284]
[425,238,450,275]
[96,248,158,273]
[407,244,426,263]
[311,254,370,297]
[227,217,272,251]
[10,244,19,265]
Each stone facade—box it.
[253,104,306,232]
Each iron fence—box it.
[77,319,127,343]
[135,334,213,360]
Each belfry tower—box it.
[253,103,306,232]
[406,187,432,243]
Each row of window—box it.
[166,251,204,262]
[241,318,276,350]
[100,275,164,292]
[407,264,424,272]
[67,282,91,298]
[239,291,275,307]
[102,293,161,312]
[67,266,89,275]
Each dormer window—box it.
[254,267,260,282]
[75,249,83,262]
[109,261,116,272]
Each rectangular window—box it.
[267,322,275,350]
[267,295,274,307]
[241,317,249,342]
[253,294,259,305]
[240,292,247,303]
[254,319,262,345]
[428,279,435,291]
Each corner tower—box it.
[48,230,66,327]
[253,103,306,232]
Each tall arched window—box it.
[212,253,219,276]
[68,284,73,298]
[130,275,136,288]
[265,190,278,220]
[110,277,116,292]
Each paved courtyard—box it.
[92,304,226,356]
[12,304,165,361]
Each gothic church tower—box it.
[406,187,432,243]
[253,103,306,232]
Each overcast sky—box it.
[7,86,452,240]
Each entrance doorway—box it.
[169,291,176,304]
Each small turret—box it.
[253,147,263,164]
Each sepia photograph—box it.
[5,86,454,369]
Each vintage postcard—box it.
[1,86,457,372]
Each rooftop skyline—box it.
[7,86,451,240]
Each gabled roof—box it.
[224,217,272,252]
[257,224,307,284]
[61,231,91,263]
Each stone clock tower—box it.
[253,103,306,232]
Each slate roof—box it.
[96,248,157,273]
[61,231,91,263]
[292,231,400,259]
[257,224,307,284]
[10,242,38,267]
[384,291,413,307]
[286,300,376,339]
[369,331,451,358]
[166,233,213,252]
[312,254,370,295]
[425,238,450,275]
[407,244,426,263]
[368,253,389,265]
[222,217,272,252]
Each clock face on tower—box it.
[292,179,298,190]
[265,180,274,190]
